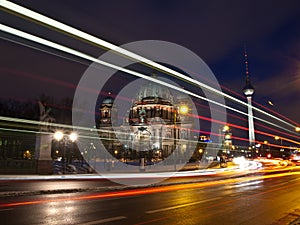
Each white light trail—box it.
[0,0,297,132]
[0,24,294,135]
[0,116,135,141]
[0,36,90,67]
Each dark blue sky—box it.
[1,0,300,124]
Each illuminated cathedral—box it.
[98,79,195,163]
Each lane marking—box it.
[145,197,221,214]
[78,216,126,225]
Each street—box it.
[1,170,300,225]
[1,1,300,224]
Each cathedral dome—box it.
[135,81,174,105]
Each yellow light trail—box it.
[0,170,299,208]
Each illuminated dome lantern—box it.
[102,96,114,105]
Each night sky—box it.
[1,0,300,126]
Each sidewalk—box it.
[0,165,243,198]
[0,167,232,181]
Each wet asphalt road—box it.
[0,170,300,225]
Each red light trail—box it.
[1,171,299,209]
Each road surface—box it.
[1,170,300,224]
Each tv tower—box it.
[242,46,255,147]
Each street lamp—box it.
[223,125,229,132]
[224,134,231,140]
[274,136,283,147]
[53,130,78,173]
[223,126,231,154]
[296,127,300,132]
[274,135,282,142]
[255,144,261,156]
[53,131,64,141]
[263,140,270,157]
[274,135,284,157]
[217,125,231,157]
[220,125,230,140]
[179,105,189,115]
[69,132,78,142]
[173,105,188,170]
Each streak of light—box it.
[1,27,299,147]
[0,25,238,135]
[254,121,300,140]
[0,63,131,102]
[0,65,297,147]
[2,64,297,146]
[0,35,90,67]
[194,108,300,146]
[1,20,299,141]
[234,180,263,188]
[134,173,300,225]
[134,173,295,225]
[1,171,300,208]
[3,34,297,133]
[0,0,297,132]
[0,127,39,135]
[1,112,299,151]
[3,33,297,144]
[253,131,300,146]
[162,61,299,127]
[0,66,78,91]
[145,197,221,214]
[194,109,299,140]
[78,216,127,225]
[0,115,131,141]
[2,24,296,138]
[193,100,300,142]
[0,24,238,120]
[253,100,299,127]
[0,66,134,121]
[1,109,299,149]
[0,115,81,131]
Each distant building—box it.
[242,47,256,148]
[98,79,195,162]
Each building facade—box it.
[98,80,195,164]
